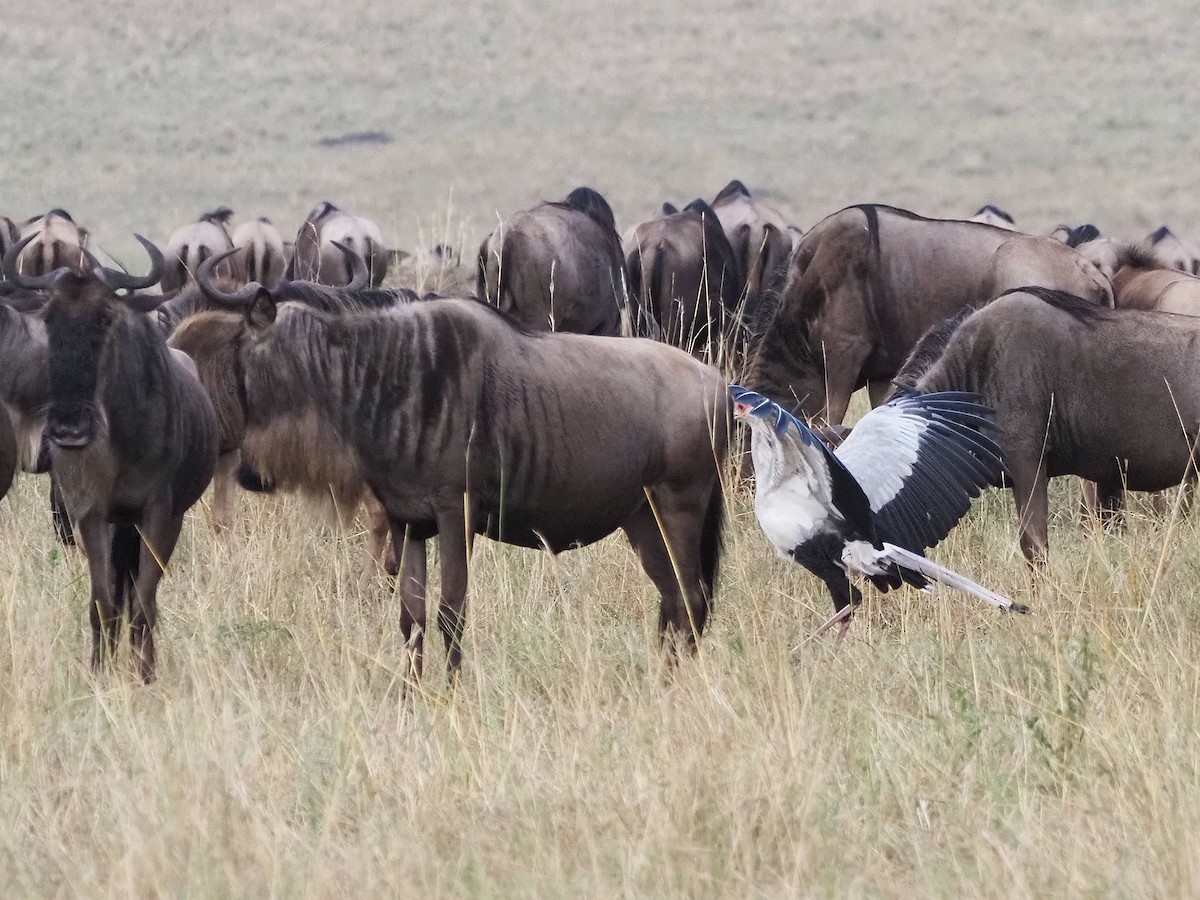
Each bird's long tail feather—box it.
[883,543,1028,614]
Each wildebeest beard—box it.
[238,302,483,512]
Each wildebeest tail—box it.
[996,285,1112,324]
[700,480,724,604]
[561,186,618,236]
[111,522,141,612]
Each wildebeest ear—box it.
[247,290,277,328]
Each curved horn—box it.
[92,235,164,291]
[332,241,369,290]
[2,233,69,289]
[196,247,263,307]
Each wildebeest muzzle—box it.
[46,406,96,449]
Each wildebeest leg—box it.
[211,450,239,533]
[49,474,76,546]
[364,491,394,576]
[819,340,870,425]
[867,379,891,409]
[1010,462,1049,565]
[129,505,184,683]
[74,513,118,669]
[436,509,474,681]
[394,527,428,683]
[1095,481,1125,527]
[621,495,712,653]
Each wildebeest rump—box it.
[478,187,631,336]
[625,198,743,361]
[746,204,1115,424]
[709,180,795,321]
[231,217,287,289]
[174,284,728,681]
[3,235,218,681]
[286,201,389,288]
[16,210,96,277]
[162,207,238,293]
[1147,226,1200,276]
[897,287,1200,562]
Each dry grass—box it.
[2,464,1200,896]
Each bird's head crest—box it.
[730,385,805,436]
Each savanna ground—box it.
[3,0,1200,895]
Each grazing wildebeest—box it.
[478,187,631,336]
[968,205,1018,230]
[286,201,390,288]
[172,246,393,557]
[747,204,1115,424]
[174,271,728,682]
[709,181,795,318]
[896,287,1200,563]
[625,199,744,361]
[1147,226,1200,276]
[162,207,238,293]
[3,234,218,681]
[16,210,95,276]
[231,217,287,288]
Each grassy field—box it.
[5,1,1200,896]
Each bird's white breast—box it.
[754,470,832,555]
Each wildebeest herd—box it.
[2,189,1198,682]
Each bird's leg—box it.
[807,568,862,643]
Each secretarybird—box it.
[731,385,1026,637]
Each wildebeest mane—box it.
[889,305,981,397]
[997,286,1112,323]
[557,187,618,237]
[271,280,419,311]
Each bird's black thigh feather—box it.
[790,534,862,612]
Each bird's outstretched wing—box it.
[834,392,1005,553]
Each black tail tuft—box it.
[700,481,724,606]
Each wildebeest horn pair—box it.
[196,240,368,307]
[2,232,164,298]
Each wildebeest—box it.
[16,210,95,276]
[231,217,287,288]
[625,199,744,361]
[478,187,631,336]
[709,181,795,318]
[1146,226,1200,276]
[286,201,389,288]
[3,235,218,681]
[747,204,1115,424]
[162,208,238,293]
[897,287,1200,562]
[968,205,1017,230]
[173,271,728,682]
